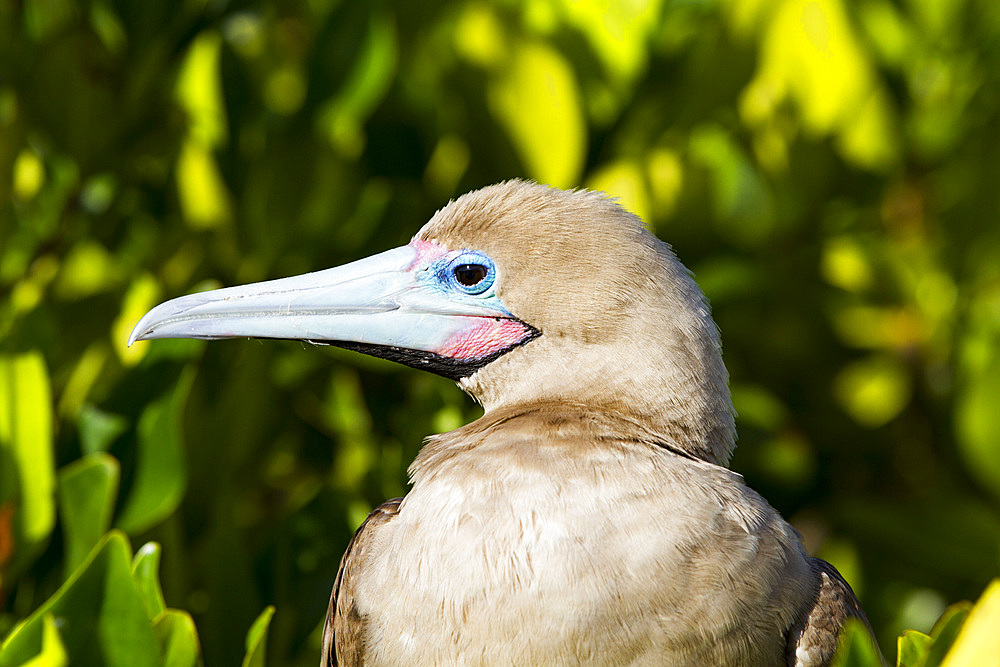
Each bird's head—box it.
[130,180,735,464]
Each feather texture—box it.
[318,181,879,665]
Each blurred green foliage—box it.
[1,0,999,664]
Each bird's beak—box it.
[128,242,538,378]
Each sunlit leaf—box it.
[924,601,972,667]
[241,606,275,667]
[724,0,771,39]
[10,255,59,315]
[859,0,913,67]
[0,532,159,667]
[833,354,911,427]
[736,0,898,169]
[646,149,684,221]
[838,86,896,171]
[18,614,67,667]
[176,140,233,229]
[454,3,506,67]
[175,31,227,149]
[940,580,1000,667]
[488,40,585,188]
[155,609,203,667]
[822,237,874,293]
[0,351,55,574]
[132,542,167,619]
[423,134,471,198]
[13,148,45,201]
[116,367,194,534]
[113,273,161,367]
[172,27,232,229]
[547,0,662,84]
[58,453,120,573]
[54,240,118,299]
[898,630,932,667]
[58,344,109,419]
[586,159,651,224]
[894,588,947,650]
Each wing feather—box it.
[321,498,403,667]
[787,558,883,666]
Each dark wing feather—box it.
[787,558,884,667]
[321,498,403,667]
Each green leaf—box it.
[0,531,159,667]
[897,630,932,667]
[113,273,162,367]
[0,351,55,575]
[58,453,120,573]
[955,290,1000,495]
[175,31,228,149]
[940,580,1000,667]
[488,40,585,188]
[18,614,67,667]
[318,11,398,157]
[154,609,203,667]
[688,124,776,243]
[131,542,166,619]
[924,601,972,667]
[241,606,275,667]
[116,367,194,534]
[585,159,652,225]
[77,404,129,455]
[831,617,883,667]
[175,140,233,230]
[833,354,912,428]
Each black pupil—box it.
[454,264,488,287]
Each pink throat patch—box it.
[438,317,534,361]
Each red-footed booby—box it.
[129,181,879,666]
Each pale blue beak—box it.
[128,242,539,379]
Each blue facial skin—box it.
[418,250,512,316]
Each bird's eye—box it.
[454,264,488,287]
[446,251,496,295]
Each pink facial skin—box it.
[408,238,450,267]
[438,317,535,360]
[408,239,535,361]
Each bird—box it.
[129,180,879,666]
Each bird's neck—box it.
[408,402,678,484]
[457,336,736,466]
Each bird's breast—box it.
[349,436,815,665]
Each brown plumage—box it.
[318,182,878,665]
[129,180,880,665]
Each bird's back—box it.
[325,405,822,666]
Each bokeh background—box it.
[2,0,999,664]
